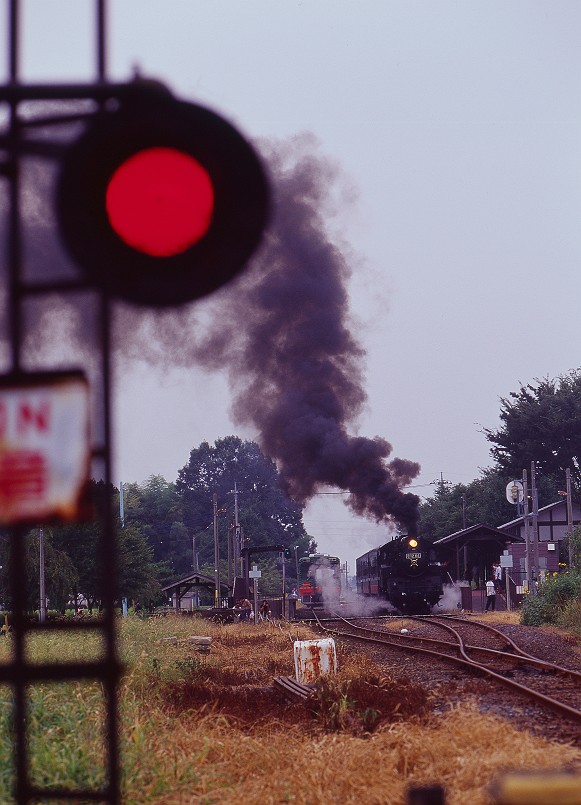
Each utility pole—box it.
[232,482,241,576]
[294,546,300,587]
[192,535,198,571]
[240,526,249,597]
[192,534,199,608]
[39,526,46,623]
[522,469,530,590]
[120,482,127,616]
[119,481,124,528]
[227,510,233,589]
[281,552,286,618]
[566,468,574,568]
[530,461,540,588]
[213,494,220,608]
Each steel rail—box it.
[327,613,581,683]
[425,614,543,662]
[405,615,581,681]
[402,614,488,665]
[312,612,581,724]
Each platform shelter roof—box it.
[498,498,581,543]
[433,523,523,547]
[433,523,523,583]
[162,571,230,599]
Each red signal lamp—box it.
[57,84,269,307]
[105,146,215,257]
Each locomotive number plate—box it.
[406,552,422,560]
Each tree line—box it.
[419,369,581,541]
[2,368,580,611]
[0,436,314,612]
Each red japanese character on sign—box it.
[0,373,90,524]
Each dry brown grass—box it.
[118,616,581,804]
[475,611,521,626]
[122,700,581,805]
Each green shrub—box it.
[520,594,545,626]
[520,571,581,626]
[557,595,581,636]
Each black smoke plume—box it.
[11,130,421,532]
[134,134,422,532]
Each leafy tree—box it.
[50,480,164,610]
[118,524,162,605]
[0,529,78,612]
[484,371,581,496]
[256,559,289,596]
[462,468,521,526]
[419,469,520,542]
[122,476,185,580]
[176,436,312,577]
[51,519,101,611]
[419,481,466,542]
[37,530,80,612]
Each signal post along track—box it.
[0,2,269,801]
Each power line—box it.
[312,481,436,495]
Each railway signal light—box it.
[104,146,215,257]
[56,83,269,307]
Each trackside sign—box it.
[0,372,91,524]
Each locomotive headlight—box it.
[408,538,418,549]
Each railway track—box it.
[311,612,581,725]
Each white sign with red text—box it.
[0,374,90,524]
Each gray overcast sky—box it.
[5,1,581,571]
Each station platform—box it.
[460,586,508,613]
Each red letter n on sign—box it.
[17,400,50,435]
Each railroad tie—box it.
[273,676,313,702]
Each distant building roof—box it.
[498,499,578,530]
[162,570,229,594]
[433,523,523,547]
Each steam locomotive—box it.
[299,553,341,605]
[356,535,443,614]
